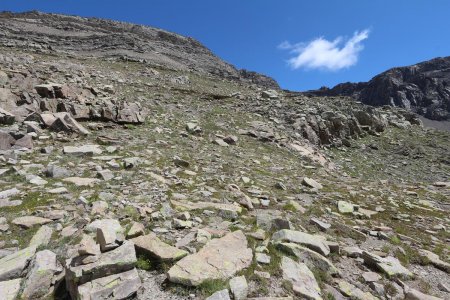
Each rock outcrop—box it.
[0,11,279,89]
[308,57,450,121]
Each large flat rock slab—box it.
[63,144,102,156]
[171,199,242,214]
[168,230,252,286]
[131,233,188,262]
[77,268,141,300]
[66,241,137,293]
[12,216,52,229]
[362,251,413,279]
[272,229,330,256]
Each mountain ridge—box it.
[0,10,279,89]
[307,56,450,121]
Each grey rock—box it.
[21,250,62,299]
[168,231,252,286]
[12,216,52,229]
[29,225,53,248]
[131,233,188,262]
[362,251,413,279]
[229,275,248,300]
[0,278,22,300]
[96,220,125,252]
[64,144,102,156]
[281,256,322,300]
[276,243,338,276]
[45,164,71,178]
[206,289,231,300]
[65,241,137,298]
[77,268,141,300]
[272,229,330,256]
[0,246,37,281]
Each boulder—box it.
[77,268,141,300]
[21,250,62,299]
[63,177,100,186]
[29,225,53,248]
[12,216,52,229]
[276,243,338,276]
[337,280,379,300]
[0,278,22,300]
[362,251,413,279]
[126,222,145,239]
[168,230,252,286]
[131,233,188,262]
[14,134,33,149]
[64,144,102,156]
[281,256,322,300]
[96,221,125,252]
[230,275,248,300]
[49,112,90,134]
[0,107,15,125]
[206,289,231,300]
[272,230,330,256]
[420,250,450,273]
[404,287,442,300]
[0,131,14,150]
[65,241,137,298]
[0,246,37,281]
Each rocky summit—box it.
[308,56,450,121]
[0,10,449,300]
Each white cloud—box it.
[279,29,370,71]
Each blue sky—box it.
[2,1,450,91]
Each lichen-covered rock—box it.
[21,250,62,299]
[0,246,37,281]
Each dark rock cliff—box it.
[307,57,450,120]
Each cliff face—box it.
[308,57,450,120]
[0,11,279,88]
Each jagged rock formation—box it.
[308,57,450,121]
[0,10,279,89]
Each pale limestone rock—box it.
[0,246,37,281]
[12,216,52,229]
[77,268,141,300]
[63,144,102,156]
[362,251,413,279]
[276,243,338,276]
[168,231,252,286]
[281,256,322,300]
[230,275,248,300]
[29,225,53,248]
[272,229,330,256]
[21,250,62,299]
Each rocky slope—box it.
[0,11,278,89]
[0,11,449,300]
[309,57,450,121]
